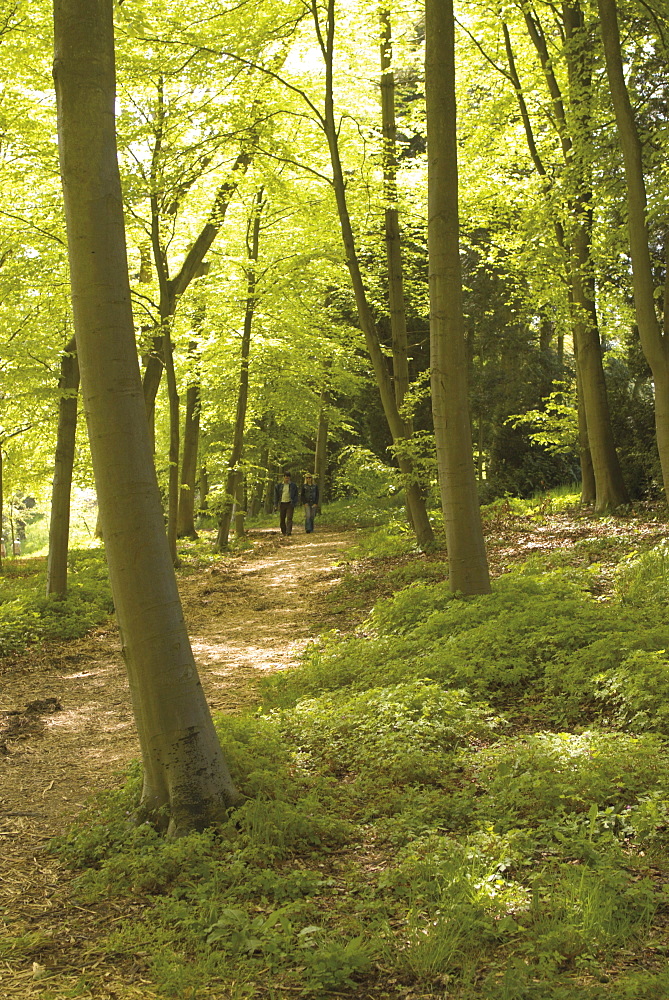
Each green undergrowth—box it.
[0,548,113,657]
[46,514,669,999]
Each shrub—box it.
[0,548,113,656]
[593,649,669,734]
[614,543,669,606]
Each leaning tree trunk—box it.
[53,0,240,835]
[598,0,669,500]
[313,0,434,549]
[503,14,621,508]
[46,336,80,596]
[425,0,491,594]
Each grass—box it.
[5,493,669,998]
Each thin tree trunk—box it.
[598,0,669,500]
[216,189,263,551]
[381,9,433,538]
[53,0,240,835]
[312,0,434,549]
[503,15,625,508]
[235,476,246,538]
[563,3,627,511]
[314,388,329,509]
[144,76,254,552]
[250,438,270,517]
[46,336,80,596]
[425,0,491,594]
[142,335,164,451]
[575,357,596,503]
[177,339,201,539]
[0,447,3,573]
[199,462,209,513]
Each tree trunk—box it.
[425,0,491,594]
[314,388,329,509]
[199,462,210,513]
[53,0,240,835]
[145,76,254,553]
[235,476,246,538]
[46,336,80,596]
[598,0,669,500]
[0,447,3,574]
[216,189,263,551]
[379,10,411,411]
[313,0,434,549]
[263,464,275,514]
[163,318,180,564]
[250,441,270,517]
[562,3,627,511]
[177,339,201,539]
[503,13,622,509]
[141,334,164,451]
[575,360,596,503]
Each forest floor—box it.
[1,505,669,998]
[0,526,357,999]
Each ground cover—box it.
[1,498,669,999]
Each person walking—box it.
[300,473,319,534]
[274,471,299,536]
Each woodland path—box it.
[0,526,355,998]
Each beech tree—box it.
[598,0,669,502]
[307,0,434,548]
[53,0,240,834]
[425,0,490,593]
[216,188,264,551]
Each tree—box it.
[598,0,669,502]
[46,336,79,596]
[53,0,240,835]
[216,187,264,551]
[468,2,627,511]
[308,0,435,548]
[425,0,490,594]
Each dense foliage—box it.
[30,502,669,999]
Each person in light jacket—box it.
[300,473,319,534]
[274,471,299,536]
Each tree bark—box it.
[314,387,329,509]
[53,0,240,835]
[425,0,491,594]
[46,336,80,596]
[598,0,669,500]
[177,339,201,539]
[234,476,246,538]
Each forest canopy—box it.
[1,0,667,557]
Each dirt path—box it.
[0,527,354,998]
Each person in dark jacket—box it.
[300,473,319,534]
[274,471,299,535]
